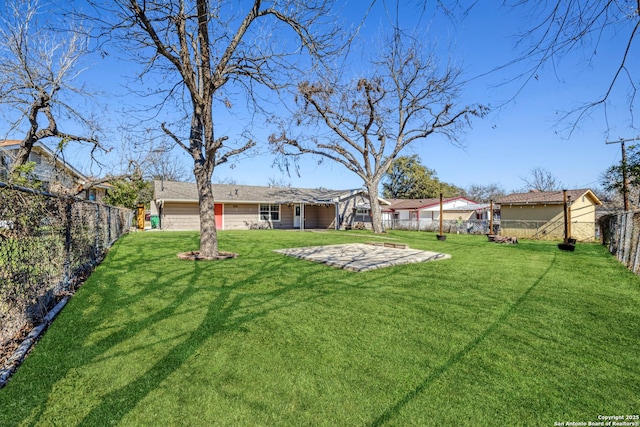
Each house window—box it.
[87,189,97,201]
[259,204,280,221]
[355,208,370,221]
[29,153,42,165]
[0,155,8,179]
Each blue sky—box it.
[3,1,638,194]
[211,1,638,193]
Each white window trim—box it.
[259,204,281,222]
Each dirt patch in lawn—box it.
[177,251,238,261]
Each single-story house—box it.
[382,196,490,222]
[497,189,603,241]
[151,180,390,231]
[381,196,494,232]
[0,140,110,201]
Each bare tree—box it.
[502,0,640,131]
[145,147,190,182]
[519,167,562,192]
[213,176,238,185]
[86,0,341,259]
[271,34,486,232]
[267,176,291,188]
[0,0,101,179]
[464,182,506,203]
[406,1,639,131]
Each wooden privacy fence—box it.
[0,183,132,352]
[599,212,640,273]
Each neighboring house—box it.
[0,140,110,201]
[152,180,391,231]
[497,189,603,241]
[382,197,490,223]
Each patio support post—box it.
[437,193,444,240]
[489,199,494,234]
[563,190,569,244]
[567,195,572,239]
[558,189,576,251]
[300,203,305,231]
[440,193,443,234]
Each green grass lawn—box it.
[1,230,639,426]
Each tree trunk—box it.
[194,168,218,258]
[10,141,35,176]
[366,180,384,233]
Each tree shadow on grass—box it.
[0,233,345,426]
[368,253,558,426]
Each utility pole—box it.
[606,137,640,211]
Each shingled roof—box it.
[1,139,88,182]
[497,189,602,205]
[154,180,389,205]
[384,197,477,210]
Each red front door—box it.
[214,203,223,230]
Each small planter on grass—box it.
[558,243,576,252]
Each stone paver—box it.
[274,243,451,272]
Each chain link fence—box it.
[383,218,599,241]
[383,219,499,235]
[0,183,132,351]
[599,212,640,273]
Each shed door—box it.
[214,203,223,230]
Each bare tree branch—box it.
[499,0,640,133]
[86,0,344,258]
[0,0,102,180]
[272,33,486,233]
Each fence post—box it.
[107,206,112,246]
[623,212,634,265]
[63,198,73,292]
[95,203,101,260]
[609,215,621,257]
[632,231,640,273]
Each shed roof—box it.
[497,189,602,206]
[154,180,390,205]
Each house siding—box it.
[500,196,598,241]
[279,204,294,228]
[338,193,373,228]
[223,203,258,230]
[302,205,335,228]
[161,202,300,230]
[570,196,598,240]
[160,202,200,230]
[153,181,389,231]
[317,205,337,228]
[1,144,108,200]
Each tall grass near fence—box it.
[0,183,132,349]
